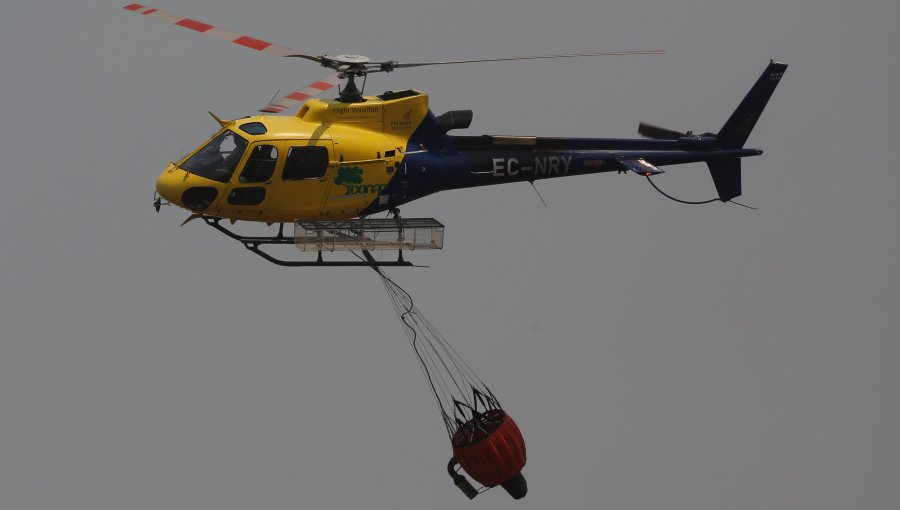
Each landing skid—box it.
[203,217,443,268]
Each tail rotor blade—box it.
[638,122,686,140]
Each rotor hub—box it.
[330,54,371,65]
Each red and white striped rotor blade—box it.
[122,4,319,60]
[260,74,342,113]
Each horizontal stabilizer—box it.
[638,122,686,140]
[620,158,665,176]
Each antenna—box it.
[266,89,280,109]
[529,180,548,207]
[207,111,229,127]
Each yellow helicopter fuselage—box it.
[156,91,430,223]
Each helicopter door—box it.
[323,158,388,219]
[218,141,283,220]
[266,140,336,220]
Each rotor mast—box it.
[339,71,365,103]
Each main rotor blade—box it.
[638,122,686,140]
[391,50,664,69]
[259,73,342,113]
[122,4,321,61]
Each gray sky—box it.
[1,1,898,509]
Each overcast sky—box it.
[1,1,898,509]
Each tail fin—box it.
[717,61,787,149]
[708,61,786,201]
[707,158,742,202]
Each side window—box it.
[227,187,266,205]
[282,146,329,180]
[239,144,278,183]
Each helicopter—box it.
[126,4,786,267]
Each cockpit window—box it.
[180,130,248,183]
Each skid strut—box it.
[203,217,443,267]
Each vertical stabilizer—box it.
[707,61,786,201]
[707,158,742,201]
[717,61,787,149]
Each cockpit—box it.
[179,129,248,183]
[158,121,338,220]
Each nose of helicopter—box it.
[156,165,223,213]
[155,166,183,207]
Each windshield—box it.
[180,130,248,183]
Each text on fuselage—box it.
[491,156,572,177]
